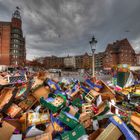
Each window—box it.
[15,61,18,65]
[13,55,15,58]
[13,39,20,43]
[14,39,16,42]
[14,34,19,38]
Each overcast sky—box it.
[0,0,140,60]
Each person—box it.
[58,71,61,77]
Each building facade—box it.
[82,53,92,69]
[0,22,11,65]
[43,56,64,69]
[30,39,136,70]
[41,52,104,70]
[95,52,105,71]
[75,53,92,69]
[103,38,136,69]
[136,53,140,66]
[0,8,26,66]
[64,56,76,68]
[75,55,83,69]
[75,52,104,70]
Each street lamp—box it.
[89,35,97,77]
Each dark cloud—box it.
[0,0,140,60]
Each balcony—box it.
[11,29,22,35]
[11,36,24,42]
[11,40,25,46]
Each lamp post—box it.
[89,35,97,77]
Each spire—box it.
[12,6,21,19]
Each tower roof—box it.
[12,7,21,19]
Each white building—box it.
[64,56,76,68]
